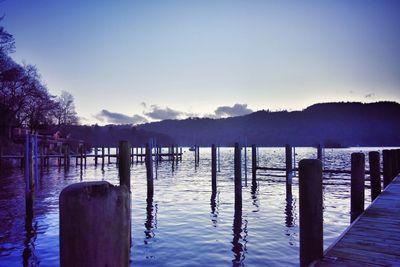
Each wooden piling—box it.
[118,141,130,190]
[383,149,392,188]
[101,147,105,170]
[251,145,257,187]
[317,144,322,161]
[350,152,365,223]
[108,147,111,164]
[80,146,83,173]
[285,144,293,184]
[211,144,217,192]
[145,143,154,195]
[369,151,381,201]
[392,149,399,178]
[299,159,323,267]
[59,181,130,267]
[94,147,98,166]
[234,143,242,210]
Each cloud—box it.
[213,104,253,118]
[144,105,185,120]
[95,109,148,124]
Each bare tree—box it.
[54,91,79,125]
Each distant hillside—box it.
[138,102,400,147]
[55,124,173,147]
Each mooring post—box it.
[108,147,111,164]
[350,152,365,223]
[101,147,105,170]
[118,141,130,190]
[383,149,392,188]
[211,144,217,192]
[80,146,83,173]
[59,181,130,267]
[234,143,242,210]
[94,147,98,166]
[146,143,154,195]
[84,145,87,167]
[251,144,257,187]
[217,145,221,172]
[392,149,399,178]
[369,151,381,201]
[244,142,248,185]
[285,144,293,185]
[317,144,322,161]
[299,159,323,267]
[397,149,400,175]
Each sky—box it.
[1,0,400,125]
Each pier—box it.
[316,175,400,266]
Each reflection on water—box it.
[210,191,219,227]
[23,191,38,267]
[144,192,156,242]
[0,147,376,266]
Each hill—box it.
[137,102,400,147]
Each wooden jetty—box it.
[315,175,400,266]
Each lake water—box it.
[0,147,383,266]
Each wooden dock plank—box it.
[316,175,400,266]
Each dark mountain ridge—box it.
[138,101,400,147]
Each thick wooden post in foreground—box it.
[299,159,323,267]
[119,141,130,190]
[211,144,217,192]
[351,152,365,223]
[369,151,381,201]
[383,150,392,188]
[60,181,130,267]
[251,144,257,187]
[234,143,242,210]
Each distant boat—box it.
[189,146,196,151]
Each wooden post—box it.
[94,147,98,166]
[118,141,130,190]
[299,159,323,267]
[80,146,83,173]
[146,143,154,195]
[234,143,242,210]
[397,149,400,175]
[108,147,111,164]
[251,145,257,187]
[244,143,247,185]
[350,152,365,223]
[60,181,130,267]
[194,145,197,164]
[317,144,322,161]
[101,147,105,170]
[383,149,392,188]
[369,151,381,201]
[63,144,68,167]
[217,145,220,172]
[211,144,217,192]
[84,145,87,167]
[285,144,292,185]
[392,149,399,178]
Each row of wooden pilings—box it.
[299,148,400,267]
[58,142,400,266]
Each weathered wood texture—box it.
[316,175,400,266]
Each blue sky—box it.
[1,0,400,124]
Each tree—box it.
[0,17,15,54]
[53,91,79,125]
